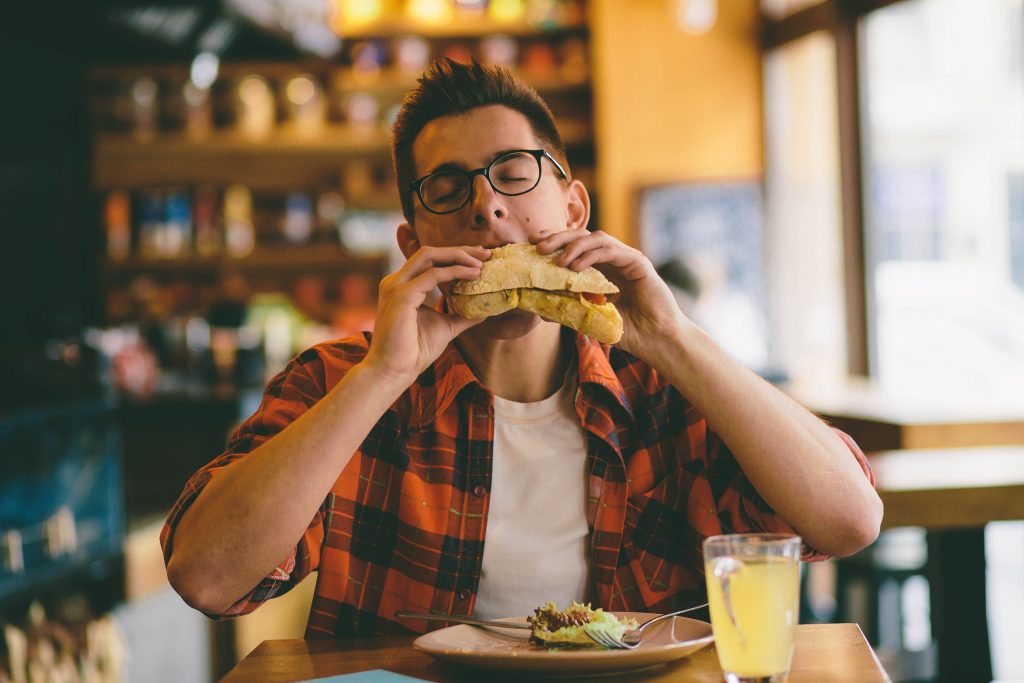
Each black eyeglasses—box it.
[410,149,568,215]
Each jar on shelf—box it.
[283,74,326,133]
[129,77,159,140]
[234,74,276,138]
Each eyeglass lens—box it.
[420,151,541,213]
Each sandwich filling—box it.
[448,243,624,344]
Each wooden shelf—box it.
[89,63,589,97]
[335,16,587,39]
[329,68,589,96]
[92,120,592,189]
[93,127,388,190]
[97,127,393,156]
[102,246,388,278]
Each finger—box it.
[532,227,588,254]
[397,246,490,282]
[565,242,618,271]
[528,228,560,245]
[559,232,643,270]
[551,231,608,267]
[407,264,484,294]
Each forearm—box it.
[645,321,882,557]
[167,362,411,612]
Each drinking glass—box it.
[703,533,801,683]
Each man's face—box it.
[400,104,588,251]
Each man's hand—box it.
[531,228,688,361]
[362,245,491,382]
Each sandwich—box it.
[449,243,623,344]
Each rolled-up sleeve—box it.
[159,351,331,618]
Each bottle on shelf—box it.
[193,184,221,256]
[129,77,159,140]
[223,184,256,257]
[163,189,192,257]
[104,190,132,261]
[137,191,163,259]
[282,192,315,244]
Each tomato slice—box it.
[582,292,606,305]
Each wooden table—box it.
[871,446,1024,530]
[785,378,1024,452]
[863,446,1024,683]
[219,624,888,682]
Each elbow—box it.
[167,552,233,615]
[831,492,884,558]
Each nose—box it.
[468,173,507,229]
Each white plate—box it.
[412,612,714,677]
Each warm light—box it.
[488,0,524,24]
[235,75,275,137]
[238,75,272,104]
[285,75,317,106]
[335,0,384,29]
[407,0,454,25]
[676,0,717,34]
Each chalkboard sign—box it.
[637,180,771,373]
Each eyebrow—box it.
[424,148,526,176]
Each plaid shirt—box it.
[161,331,874,637]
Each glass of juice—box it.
[703,533,801,683]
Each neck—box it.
[456,321,570,402]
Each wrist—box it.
[641,316,707,378]
[343,359,417,403]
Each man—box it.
[162,59,882,636]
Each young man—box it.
[162,59,882,636]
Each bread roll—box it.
[449,243,623,344]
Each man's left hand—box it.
[531,228,688,360]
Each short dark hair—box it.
[391,58,568,223]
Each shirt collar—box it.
[572,333,634,419]
[406,327,634,430]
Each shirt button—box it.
[458,588,472,600]
[473,484,486,497]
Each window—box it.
[862,0,1024,393]
[871,164,944,261]
[1011,173,1024,288]
[763,31,847,385]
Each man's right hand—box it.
[362,245,490,383]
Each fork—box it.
[394,610,533,631]
[584,602,709,649]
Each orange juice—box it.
[704,555,799,678]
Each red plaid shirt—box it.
[161,331,874,637]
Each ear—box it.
[565,178,591,231]
[396,222,421,260]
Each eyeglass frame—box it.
[409,148,569,215]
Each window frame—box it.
[760,0,908,376]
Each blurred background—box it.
[1,0,1022,681]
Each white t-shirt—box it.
[472,369,592,620]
